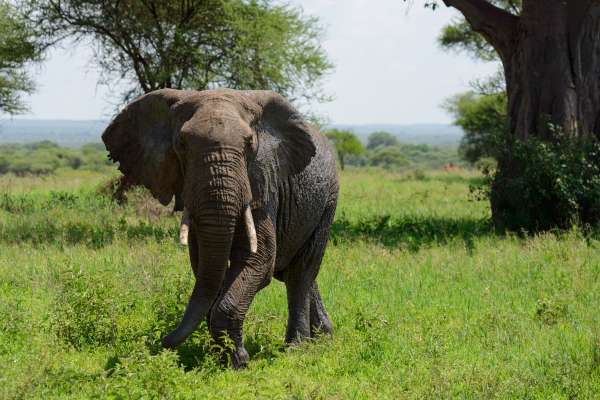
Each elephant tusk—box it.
[179,208,190,246]
[244,205,258,253]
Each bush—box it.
[489,137,600,231]
[368,146,410,169]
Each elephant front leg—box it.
[209,210,275,369]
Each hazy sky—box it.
[16,1,497,124]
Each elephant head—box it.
[102,88,316,347]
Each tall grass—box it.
[1,168,600,399]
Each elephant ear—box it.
[102,89,187,206]
[251,91,317,177]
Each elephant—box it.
[102,88,339,368]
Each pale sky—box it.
[16,1,496,124]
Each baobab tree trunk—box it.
[444,0,600,229]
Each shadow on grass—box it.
[2,213,494,253]
[0,219,179,248]
[331,214,494,252]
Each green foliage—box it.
[342,132,464,171]
[0,1,41,115]
[437,0,521,62]
[368,146,409,170]
[325,129,365,170]
[366,131,399,150]
[438,1,517,167]
[0,141,112,176]
[439,18,498,61]
[489,138,600,232]
[24,0,332,105]
[444,91,508,163]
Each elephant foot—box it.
[285,326,311,345]
[161,331,183,349]
[231,346,249,369]
[310,316,333,338]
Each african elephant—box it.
[102,88,339,368]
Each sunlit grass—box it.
[2,168,600,399]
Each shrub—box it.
[52,271,118,348]
[368,146,410,170]
[489,137,600,231]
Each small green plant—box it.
[52,271,118,349]
[0,193,37,213]
[534,297,569,325]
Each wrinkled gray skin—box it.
[102,89,338,368]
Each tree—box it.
[325,129,365,170]
[368,146,410,170]
[0,1,41,115]
[367,131,399,150]
[443,91,507,163]
[23,0,332,104]
[425,0,600,230]
[439,1,513,165]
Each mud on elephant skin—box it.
[102,88,339,368]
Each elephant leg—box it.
[284,202,336,343]
[309,282,333,338]
[209,210,275,369]
[187,225,220,330]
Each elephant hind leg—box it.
[284,201,336,343]
[309,282,333,338]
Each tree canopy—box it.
[368,146,409,170]
[367,131,399,150]
[444,91,506,163]
[22,0,332,104]
[438,0,521,63]
[0,1,41,115]
[325,129,365,170]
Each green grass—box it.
[2,168,600,399]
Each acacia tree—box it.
[325,129,365,170]
[22,0,332,104]
[0,1,41,114]
[426,0,600,229]
[367,131,399,150]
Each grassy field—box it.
[2,168,600,399]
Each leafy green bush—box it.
[490,138,600,231]
[368,146,410,169]
[52,271,118,349]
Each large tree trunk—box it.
[444,0,600,229]
[505,2,600,141]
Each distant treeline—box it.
[325,130,465,171]
[0,137,464,178]
[0,141,112,176]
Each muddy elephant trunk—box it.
[162,149,252,348]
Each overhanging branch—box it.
[443,0,520,63]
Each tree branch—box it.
[442,0,520,63]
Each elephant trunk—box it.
[162,149,252,348]
[179,206,256,253]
